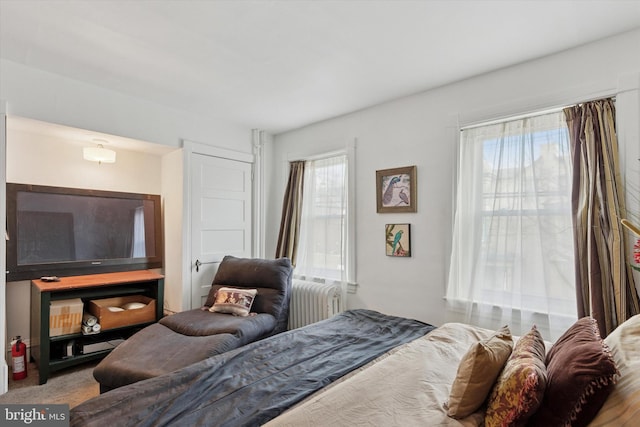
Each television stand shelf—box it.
[30,270,164,385]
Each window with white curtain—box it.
[446,110,577,340]
[295,154,349,283]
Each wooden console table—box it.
[30,270,164,384]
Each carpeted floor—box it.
[0,361,100,408]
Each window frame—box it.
[286,142,356,286]
[448,109,577,317]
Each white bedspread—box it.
[267,322,494,426]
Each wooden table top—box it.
[31,270,164,292]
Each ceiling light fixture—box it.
[84,140,116,164]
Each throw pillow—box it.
[528,317,619,427]
[447,325,513,418]
[209,287,257,317]
[588,314,640,427]
[485,325,547,427]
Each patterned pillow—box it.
[447,325,513,418]
[528,317,619,427]
[209,287,257,316]
[485,325,547,427]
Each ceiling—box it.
[2,0,640,137]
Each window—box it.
[446,111,577,339]
[295,154,349,283]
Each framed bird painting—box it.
[376,166,417,213]
[385,223,411,257]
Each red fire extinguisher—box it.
[11,336,27,381]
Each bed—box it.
[70,309,640,427]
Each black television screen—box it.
[6,183,163,281]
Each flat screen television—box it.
[6,183,163,281]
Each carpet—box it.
[0,361,100,408]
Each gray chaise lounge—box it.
[93,256,293,393]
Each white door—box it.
[191,153,252,309]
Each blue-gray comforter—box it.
[71,309,435,427]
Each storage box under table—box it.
[87,295,156,330]
[50,298,84,337]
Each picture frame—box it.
[376,165,417,213]
[385,223,411,257]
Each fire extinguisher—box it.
[11,336,27,381]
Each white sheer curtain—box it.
[131,206,146,257]
[295,155,348,285]
[446,111,577,341]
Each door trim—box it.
[181,140,255,310]
[1,101,8,394]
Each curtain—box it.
[295,155,348,283]
[564,98,640,337]
[446,111,577,341]
[131,206,146,257]
[275,161,305,266]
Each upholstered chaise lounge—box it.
[93,256,293,393]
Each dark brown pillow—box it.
[528,317,619,427]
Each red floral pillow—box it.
[485,325,547,427]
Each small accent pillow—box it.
[528,317,619,427]
[209,287,257,317]
[485,325,547,427]
[447,325,513,418]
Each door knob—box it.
[195,259,202,272]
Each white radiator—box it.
[289,279,343,329]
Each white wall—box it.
[161,148,185,314]
[6,129,164,193]
[268,29,640,328]
[0,59,252,152]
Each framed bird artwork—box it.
[376,166,417,213]
[385,223,411,257]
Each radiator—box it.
[289,279,343,330]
